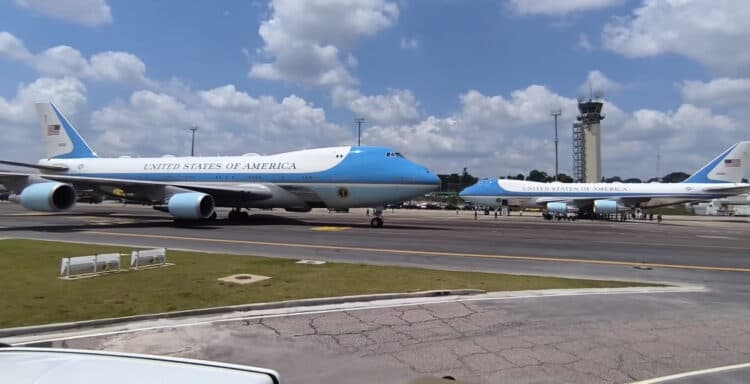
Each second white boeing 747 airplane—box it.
[460,142,750,217]
[0,103,440,227]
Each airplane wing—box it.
[533,197,585,204]
[0,160,68,171]
[0,172,33,192]
[1,172,273,202]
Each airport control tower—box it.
[572,98,605,182]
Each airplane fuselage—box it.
[460,179,750,210]
[38,146,439,209]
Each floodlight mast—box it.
[355,117,365,147]
[551,109,562,181]
[189,126,198,156]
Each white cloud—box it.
[0,31,32,61]
[0,77,87,161]
[87,51,151,84]
[681,78,750,106]
[15,0,112,27]
[363,85,580,176]
[334,88,420,125]
[90,85,352,157]
[578,70,621,96]
[400,37,419,50]
[602,0,750,76]
[611,104,736,148]
[250,0,399,88]
[0,31,153,86]
[0,77,86,124]
[509,0,623,15]
[603,104,738,176]
[36,45,88,77]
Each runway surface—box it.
[2,203,750,383]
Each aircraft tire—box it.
[370,217,384,228]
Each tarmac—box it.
[2,203,750,383]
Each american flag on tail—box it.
[724,158,741,167]
[47,124,60,136]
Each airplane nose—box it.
[460,179,496,197]
[423,169,441,186]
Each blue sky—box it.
[1,0,748,179]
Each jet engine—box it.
[593,199,627,214]
[167,192,215,220]
[18,182,77,211]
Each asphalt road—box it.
[2,203,750,383]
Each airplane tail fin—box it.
[35,102,97,159]
[683,142,750,183]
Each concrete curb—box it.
[0,289,484,338]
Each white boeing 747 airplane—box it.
[0,103,439,227]
[460,142,750,217]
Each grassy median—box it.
[0,239,654,328]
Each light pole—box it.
[189,126,198,156]
[355,117,365,146]
[551,109,562,181]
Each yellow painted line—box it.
[85,231,750,273]
[310,226,352,232]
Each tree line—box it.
[505,170,692,183]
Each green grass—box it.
[0,239,654,328]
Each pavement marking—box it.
[310,226,352,232]
[591,239,749,250]
[9,286,704,346]
[631,361,750,383]
[85,231,750,273]
[695,235,734,240]
[1,212,54,216]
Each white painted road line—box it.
[631,361,750,383]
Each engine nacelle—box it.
[546,202,576,214]
[167,192,215,220]
[593,199,627,214]
[19,182,76,211]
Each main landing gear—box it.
[227,207,249,221]
[370,207,384,228]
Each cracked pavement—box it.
[46,288,750,384]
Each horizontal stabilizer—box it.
[701,185,750,194]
